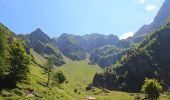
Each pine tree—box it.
[9,40,31,86]
[45,57,53,87]
[0,32,9,83]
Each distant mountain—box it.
[115,39,132,48]
[134,0,170,37]
[18,29,129,67]
[93,21,170,92]
[18,28,65,66]
[52,33,87,61]
[52,33,120,61]
[89,45,126,68]
[82,33,119,51]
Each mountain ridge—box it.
[134,0,170,37]
[93,21,170,92]
[18,28,65,66]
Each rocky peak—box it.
[134,0,170,37]
[30,28,50,43]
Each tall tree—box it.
[45,57,53,87]
[0,32,9,82]
[9,40,31,86]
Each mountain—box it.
[0,23,129,99]
[18,29,126,67]
[52,33,87,61]
[115,39,132,48]
[18,28,65,66]
[89,45,126,68]
[134,0,170,37]
[52,33,121,61]
[93,21,170,92]
[82,33,119,51]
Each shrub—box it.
[12,89,24,96]
[54,71,66,84]
[74,88,77,93]
[141,78,163,100]
[1,90,12,97]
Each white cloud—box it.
[139,0,146,4]
[132,0,146,4]
[145,4,157,12]
[120,32,134,40]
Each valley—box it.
[0,0,170,100]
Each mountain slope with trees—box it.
[18,28,65,66]
[93,20,170,92]
[0,23,31,88]
[134,0,170,37]
[89,45,126,68]
[52,33,87,61]
[52,33,132,64]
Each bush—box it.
[12,89,24,96]
[141,78,163,99]
[54,71,66,84]
[1,90,12,97]
[74,88,77,93]
[167,88,170,96]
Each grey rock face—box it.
[134,0,170,37]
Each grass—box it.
[0,52,170,99]
[58,60,103,99]
[31,49,47,66]
[88,89,136,100]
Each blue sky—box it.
[0,0,164,39]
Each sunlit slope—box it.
[60,61,102,92]
[31,49,47,66]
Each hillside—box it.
[0,19,170,100]
[1,24,136,100]
[53,33,87,61]
[0,60,143,100]
[0,23,149,99]
[18,29,65,66]
[82,33,119,51]
[1,0,170,99]
[90,45,126,68]
[93,21,170,92]
[52,33,132,66]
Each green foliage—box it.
[0,90,12,97]
[90,45,125,68]
[55,33,87,61]
[116,40,132,49]
[74,88,77,93]
[45,57,53,87]
[55,33,120,61]
[0,23,14,78]
[0,32,9,78]
[93,22,170,92]
[18,28,65,66]
[9,40,31,85]
[83,33,119,51]
[166,18,170,26]
[54,70,66,84]
[0,23,31,89]
[141,78,163,99]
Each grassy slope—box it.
[59,61,103,99]
[1,50,169,100]
[31,49,47,66]
[57,60,138,100]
